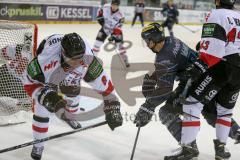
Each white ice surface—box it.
[0,24,240,160]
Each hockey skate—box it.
[31,145,44,160]
[123,56,130,68]
[234,129,240,144]
[213,139,231,160]
[61,113,82,129]
[164,140,199,160]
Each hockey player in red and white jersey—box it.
[22,33,123,160]
[92,0,130,67]
[165,0,240,160]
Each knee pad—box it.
[183,96,203,119]
[33,98,51,117]
[216,104,233,117]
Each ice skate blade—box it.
[164,156,198,160]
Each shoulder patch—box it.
[202,23,226,42]
[27,58,45,83]
[84,57,103,82]
[202,23,216,37]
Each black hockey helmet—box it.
[220,0,236,6]
[216,0,236,8]
[111,0,120,5]
[141,22,165,43]
[61,32,86,59]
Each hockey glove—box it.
[103,100,123,130]
[38,86,66,113]
[108,34,122,43]
[186,59,208,82]
[134,101,155,127]
[108,28,123,43]
[142,73,157,98]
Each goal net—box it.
[0,20,38,125]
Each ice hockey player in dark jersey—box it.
[133,22,240,160]
[164,0,240,159]
[161,0,179,37]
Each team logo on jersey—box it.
[230,92,239,103]
[44,60,58,71]
[195,75,212,96]
[205,89,218,101]
[202,24,215,37]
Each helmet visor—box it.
[61,47,84,60]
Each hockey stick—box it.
[113,47,128,70]
[130,125,141,160]
[179,24,200,34]
[0,121,107,153]
[179,79,199,105]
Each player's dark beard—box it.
[150,43,158,53]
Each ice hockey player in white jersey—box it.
[165,0,240,159]
[92,0,130,67]
[22,33,123,160]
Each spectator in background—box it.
[161,0,179,37]
[131,0,145,27]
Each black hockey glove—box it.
[142,73,157,98]
[134,101,155,127]
[103,100,123,130]
[186,59,208,82]
[38,86,66,113]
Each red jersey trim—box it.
[199,52,221,67]
[216,119,231,127]
[24,83,43,97]
[182,121,200,127]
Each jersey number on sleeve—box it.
[227,28,240,43]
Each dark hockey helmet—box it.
[111,0,120,5]
[141,22,165,43]
[220,0,236,6]
[61,32,86,59]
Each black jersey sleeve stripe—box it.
[201,23,227,42]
